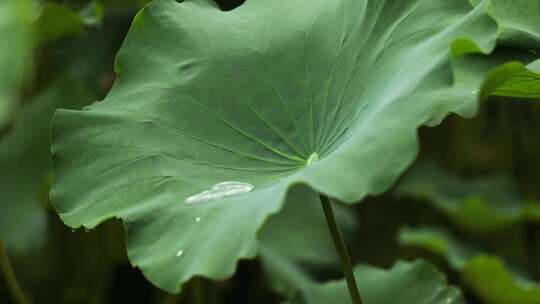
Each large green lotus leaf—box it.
[289,259,464,304]
[0,80,93,253]
[399,227,540,304]
[0,0,33,128]
[396,162,540,234]
[259,187,357,296]
[51,0,540,292]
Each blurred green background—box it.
[1,0,539,303]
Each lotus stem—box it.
[0,242,29,304]
[319,194,363,304]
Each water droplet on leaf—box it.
[185,181,254,205]
[176,250,184,257]
[195,217,201,222]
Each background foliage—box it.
[0,0,539,303]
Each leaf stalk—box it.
[319,194,363,304]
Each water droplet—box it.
[176,250,184,257]
[185,181,254,205]
[195,217,201,223]
[471,90,478,94]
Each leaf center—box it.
[306,152,319,166]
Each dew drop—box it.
[195,217,201,223]
[176,250,184,257]
[185,181,254,205]
[471,90,478,94]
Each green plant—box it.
[399,227,540,304]
[1,0,540,303]
[0,0,33,128]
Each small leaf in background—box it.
[481,60,540,100]
[464,256,540,304]
[36,3,85,43]
[37,1,105,44]
[290,260,465,304]
[0,0,105,129]
[398,227,540,304]
[0,0,34,128]
[399,227,480,270]
[0,80,94,254]
[80,1,105,27]
[396,162,540,234]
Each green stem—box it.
[0,242,29,304]
[319,194,363,304]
